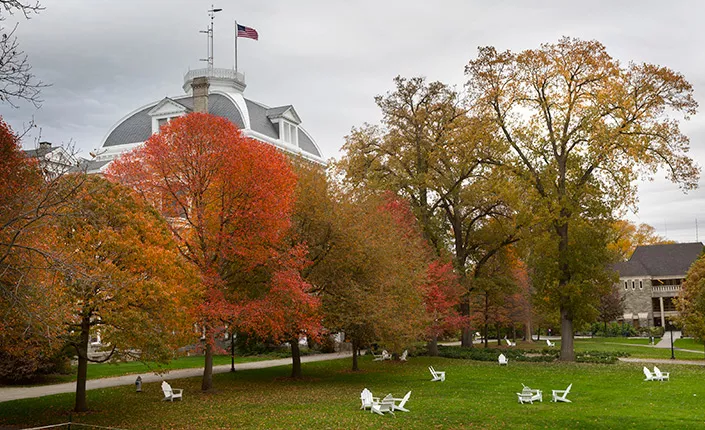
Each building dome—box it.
[86,67,324,173]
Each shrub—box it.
[430,345,626,364]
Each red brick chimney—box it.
[192,77,209,113]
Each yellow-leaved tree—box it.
[466,37,699,360]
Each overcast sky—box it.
[3,0,705,243]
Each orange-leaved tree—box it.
[53,176,199,412]
[106,113,297,391]
[0,117,80,381]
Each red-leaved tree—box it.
[423,260,466,355]
[107,113,297,391]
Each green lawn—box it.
[571,338,703,360]
[2,355,705,429]
[675,338,705,352]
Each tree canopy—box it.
[107,112,298,390]
[465,37,699,360]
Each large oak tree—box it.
[465,37,699,360]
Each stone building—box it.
[614,242,703,329]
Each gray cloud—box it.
[3,0,705,242]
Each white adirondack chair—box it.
[389,391,411,412]
[517,385,542,404]
[360,388,379,410]
[546,339,555,347]
[504,337,516,347]
[373,349,392,361]
[400,350,408,361]
[429,366,446,381]
[551,383,572,402]
[498,353,508,365]
[643,366,656,381]
[653,366,670,381]
[161,381,183,401]
[371,398,395,416]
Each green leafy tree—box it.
[676,253,705,348]
[337,76,520,346]
[466,37,699,360]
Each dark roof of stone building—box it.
[614,242,704,277]
[23,143,58,158]
[103,93,321,158]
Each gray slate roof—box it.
[614,242,704,277]
[23,145,58,158]
[77,159,112,174]
[104,94,321,158]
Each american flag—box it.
[237,24,259,40]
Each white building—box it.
[84,68,325,173]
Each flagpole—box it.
[234,20,238,74]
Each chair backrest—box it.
[361,388,373,406]
[161,381,172,396]
[498,353,507,364]
[654,366,664,377]
[378,401,393,413]
[400,350,408,360]
[643,366,653,379]
[398,391,411,408]
[564,383,572,395]
[429,366,436,377]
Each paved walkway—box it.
[0,351,352,403]
[655,330,682,348]
[619,357,705,366]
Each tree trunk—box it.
[459,300,473,347]
[290,339,302,378]
[497,324,501,346]
[484,292,489,348]
[556,219,575,361]
[351,338,359,371]
[512,324,517,343]
[73,315,91,413]
[559,305,575,361]
[201,332,213,391]
[427,334,439,356]
[524,318,532,342]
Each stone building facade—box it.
[614,242,703,329]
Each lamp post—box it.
[669,319,675,360]
[230,328,236,372]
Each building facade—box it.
[83,68,325,174]
[614,242,703,329]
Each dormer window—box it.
[281,121,298,146]
[148,97,190,134]
[266,105,302,148]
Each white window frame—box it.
[280,120,298,147]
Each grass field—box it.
[571,338,704,360]
[675,337,705,352]
[7,336,703,389]
[2,353,705,429]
